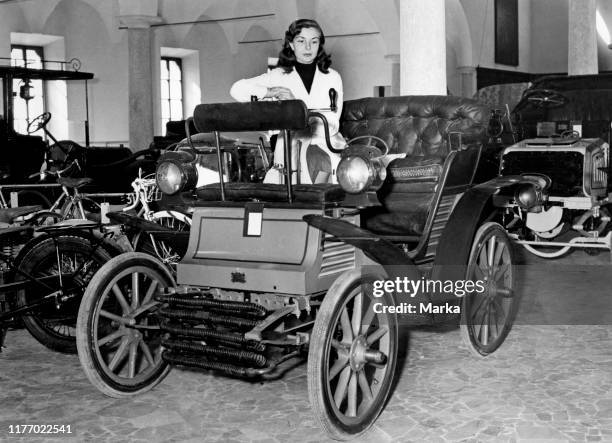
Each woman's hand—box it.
[265,86,295,100]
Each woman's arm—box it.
[230,72,271,102]
[230,70,295,102]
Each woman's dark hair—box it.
[277,19,331,73]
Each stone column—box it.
[399,0,446,95]
[385,54,400,96]
[568,0,598,75]
[119,15,161,151]
[457,66,477,98]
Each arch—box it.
[236,25,278,79]
[182,14,233,103]
[446,0,473,67]
[44,0,127,144]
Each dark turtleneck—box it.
[294,61,317,93]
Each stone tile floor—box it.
[1,249,612,442]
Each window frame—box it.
[10,44,47,135]
[160,56,184,133]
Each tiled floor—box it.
[1,249,612,442]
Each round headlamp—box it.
[156,160,198,195]
[337,155,386,194]
[514,174,550,212]
[515,184,538,208]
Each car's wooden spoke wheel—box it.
[461,222,519,357]
[76,252,175,397]
[308,269,397,440]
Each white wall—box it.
[461,0,532,72]
[4,0,612,146]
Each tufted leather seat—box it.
[340,96,489,237]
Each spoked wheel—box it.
[15,233,113,353]
[523,88,568,108]
[76,252,175,397]
[308,269,397,440]
[133,211,191,273]
[460,222,518,357]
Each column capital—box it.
[384,53,400,63]
[457,66,477,74]
[119,14,162,29]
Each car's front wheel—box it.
[460,222,518,357]
[76,252,175,397]
[308,268,397,440]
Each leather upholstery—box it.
[341,96,488,156]
[196,182,345,204]
[340,96,489,236]
[194,100,308,133]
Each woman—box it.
[230,19,345,184]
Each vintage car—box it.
[75,94,535,440]
[0,63,158,204]
[498,74,612,258]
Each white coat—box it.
[230,66,345,184]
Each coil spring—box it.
[160,308,259,330]
[161,322,266,352]
[162,339,267,367]
[162,351,256,377]
[155,293,267,319]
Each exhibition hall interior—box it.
[2,0,612,441]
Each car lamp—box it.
[337,153,386,194]
[156,152,198,195]
[514,174,550,213]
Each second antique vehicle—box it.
[498,73,612,258]
[76,94,536,440]
[0,60,159,206]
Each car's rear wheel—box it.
[76,252,175,397]
[308,269,397,440]
[461,222,518,357]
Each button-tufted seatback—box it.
[340,96,489,158]
[339,96,490,237]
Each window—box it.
[11,45,45,135]
[160,57,183,132]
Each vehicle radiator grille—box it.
[423,194,458,260]
[318,234,355,277]
[592,152,607,190]
[502,151,584,196]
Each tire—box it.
[132,211,191,273]
[16,190,52,209]
[308,268,398,441]
[460,222,518,357]
[76,252,175,397]
[14,233,113,353]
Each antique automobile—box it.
[498,74,612,258]
[76,94,533,440]
[0,61,158,203]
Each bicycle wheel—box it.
[14,233,113,353]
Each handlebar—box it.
[28,159,81,180]
[307,111,344,154]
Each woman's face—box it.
[289,27,321,64]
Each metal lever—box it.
[329,88,337,112]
